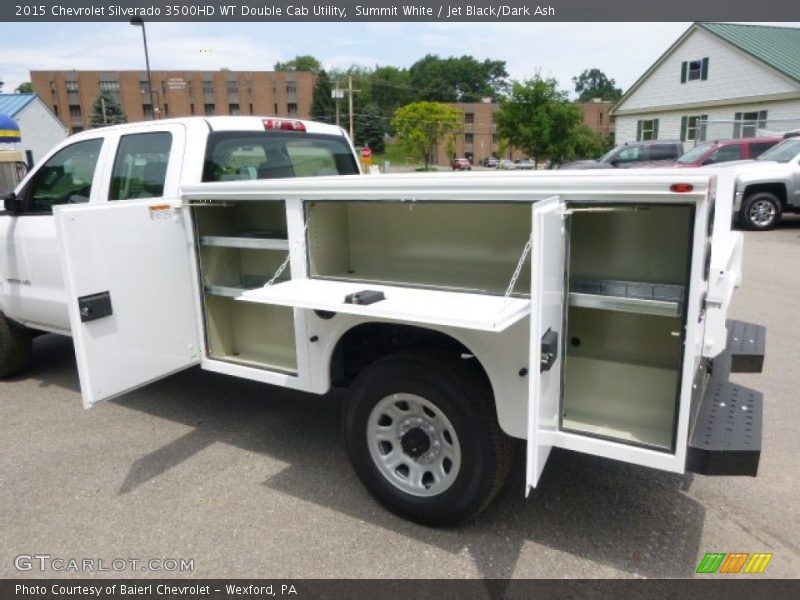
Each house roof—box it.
[612,22,800,114]
[699,23,800,83]
[0,94,37,118]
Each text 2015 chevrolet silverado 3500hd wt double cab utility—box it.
[2,131,766,525]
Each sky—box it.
[0,22,797,97]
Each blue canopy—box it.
[0,113,21,142]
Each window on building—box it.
[680,114,708,141]
[465,133,474,145]
[287,103,298,116]
[274,103,279,115]
[492,134,498,144]
[163,104,169,117]
[70,127,84,134]
[636,119,659,141]
[109,132,173,200]
[249,103,254,115]
[286,84,297,94]
[204,103,215,116]
[25,138,103,214]
[202,80,214,94]
[190,103,195,115]
[734,111,768,138]
[65,81,79,93]
[681,58,709,83]
[50,81,56,93]
[465,113,474,125]
[140,81,151,95]
[99,80,120,92]
[229,103,240,115]
[69,105,82,118]
[142,104,153,118]
[52,105,59,116]
[226,80,238,94]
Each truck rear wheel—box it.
[741,191,782,230]
[343,348,513,525]
[0,312,33,378]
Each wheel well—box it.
[744,183,787,207]
[330,323,491,391]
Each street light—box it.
[130,17,156,119]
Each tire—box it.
[741,191,782,230]
[0,312,33,378]
[343,347,513,526]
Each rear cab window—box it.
[202,131,359,182]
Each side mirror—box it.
[2,192,23,214]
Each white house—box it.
[612,23,800,145]
[0,93,67,166]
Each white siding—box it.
[15,100,68,165]
[616,28,800,113]
[615,98,800,144]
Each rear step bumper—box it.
[686,320,765,477]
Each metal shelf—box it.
[569,279,684,317]
[200,230,288,251]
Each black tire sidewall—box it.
[344,355,497,525]
[742,192,781,230]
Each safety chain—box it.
[504,234,533,299]
[265,211,310,287]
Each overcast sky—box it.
[0,22,796,97]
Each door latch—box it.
[540,328,559,372]
[78,291,113,323]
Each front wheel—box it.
[741,192,782,230]
[0,312,33,378]
[343,348,513,525]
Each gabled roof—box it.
[0,94,37,117]
[698,23,800,83]
[612,22,800,114]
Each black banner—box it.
[3,0,800,22]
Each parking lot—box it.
[1,219,799,579]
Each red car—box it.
[451,158,472,170]
[674,137,782,167]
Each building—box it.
[31,70,316,134]
[576,100,615,139]
[0,93,67,165]
[612,23,800,145]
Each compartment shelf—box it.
[200,230,288,251]
[204,275,286,298]
[569,278,684,317]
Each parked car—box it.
[514,159,535,170]
[722,137,800,230]
[497,159,516,170]
[451,157,472,171]
[560,140,684,169]
[674,137,782,167]
[481,157,498,168]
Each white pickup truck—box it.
[1,131,766,524]
[0,116,360,373]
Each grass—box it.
[375,141,425,170]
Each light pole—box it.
[130,17,156,118]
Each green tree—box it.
[409,54,508,102]
[572,68,623,102]
[496,76,584,166]
[353,104,386,153]
[90,91,126,128]
[391,102,462,169]
[15,82,33,93]
[311,69,335,123]
[274,55,323,73]
[371,66,413,124]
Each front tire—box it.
[0,312,33,378]
[741,192,782,230]
[343,348,513,525]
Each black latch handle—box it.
[540,328,559,372]
[77,291,113,323]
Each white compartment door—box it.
[527,195,567,492]
[55,201,201,408]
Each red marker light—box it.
[670,183,694,193]
[263,118,306,132]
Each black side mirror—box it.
[2,192,23,214]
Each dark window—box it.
[65,81,79,93]
[492,134,498,144]
[706,145,743,164]
[229,103,240,115]
[190,103,195,115]
[649,144,680,160]
[52,105,59,116]
[204,103,215,116]
[142,104,153,117]
[286,84,297,94]
[202,80,214,94]
[465,113,474,125]
[25,138,102,214]
[681,57,709,82]
[203,132,359,182]
[287,103,298,116]
[109,132,173,200]
[249,103,254,115]
[227,80,239,94]
[69,105,82,118]
[163,103,169,117]
[464,133,474,144]
[140,81,151,95]
[749,141,777,158]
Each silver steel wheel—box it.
[748,199,777,228]
[366,393,462,497]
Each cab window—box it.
[109,132,173,200]
[705,145,742,164]
[616,146,642,162]
[26,139,103,214]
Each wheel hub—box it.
[400,426,431,458]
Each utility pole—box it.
[345,75,360,143]
[100,96,108,125]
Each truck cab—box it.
[0,116,359,371]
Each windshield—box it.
[756,139,800,163]
[599,147,619,162]
[677,142,713,164]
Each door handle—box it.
[78,291,113,323]
[540,329,559,372]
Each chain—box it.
[265,209,310,287]
[504,235,533,299]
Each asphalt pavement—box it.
[1,219,799,579]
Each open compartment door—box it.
[55,201,201,408]
[527,196,567,493]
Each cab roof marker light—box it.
[670,183,694,193]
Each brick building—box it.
[576,99,615,139]
[31,70,316,133]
